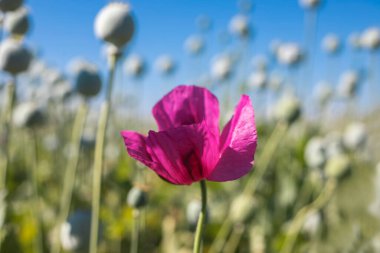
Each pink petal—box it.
[207,95,258,182]
[152,85,220,134]
[146,123,219,185]
[121,130,178,184]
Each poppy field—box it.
[0,0,379,252]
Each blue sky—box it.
[24,0,380,110]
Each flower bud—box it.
[127,187,148,209]
[211,54,232,81]
[304,137,326,168]
[274,94,301,124]
[155,55,175,76]
[60,210,103,253]
[360,27,380,50]
[186,199,209,231]
[94,2,135,49]
[124,54,145,78]
[248,70,267,90]
[0,0,23,12]
[301,211,321,236]
[4,6,30,37]
[276,43,303,66]
[299,0,320,9]
[322,34,341,54]
[325,154,351,179]
[343,122,367,150]
[229,14,250,38]
[73,61,102,98]
[0,38,32,75]
[13,102,45,128]
[337,70,360,98]
[184,35,204,56]
[229,194,256,224]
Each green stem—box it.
[52,102,88,253]
[280,179,337,253]
[222,224,245,253]
[193,180,207,253]
[130,209,140,253]
[89,54,117,253]
[31,130,43,253]
[0,80,16,191]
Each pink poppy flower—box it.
[121,85,257,185]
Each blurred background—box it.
[0,0,379,252]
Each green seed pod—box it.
[0,38,32,75]
[94,2,135,49]
[325,154,351,179]
[274,94,301,124]
[4,7,30,37]
[229,194,256,224]
[13,102,45,129]
[73,61,102,98]
[127,187,148,209]
[0,0,23,12]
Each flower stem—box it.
[130,209,140,253]
[280,179,337,253]
[193,180,207,253]
[52,102,88,253]
[0,80,16,191]
[89,54,117,253]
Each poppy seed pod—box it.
[12,102,45,129]
[186,199,209,231]
[304,137,327,169]
[0,38,32,75]
[127,187,148,209]
[343,122,367,150]
[276,43,303,66]
[322,34,341,54]
[4,7,30,37]
[299,0,320,9]
[74,61,102,98]
[94,2,135,49]
[154,55,175,75]
[211,54,232,81]
[229,194,256,224]
[0,0,23,12]
[301,211,321,236]
[325,154,351,179]
[184,35,204,56]
[337,70,359,98]
[325,132,344,159]
[229,14,250,38]
[60,210,103,253]
[248,71,267,90]
[274,94,301,124]
[360,27,380,50]
[124,54,145,78]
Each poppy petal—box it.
[207,95,257,182]
[152,85,220,134]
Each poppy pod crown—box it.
[121,85,258,185]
